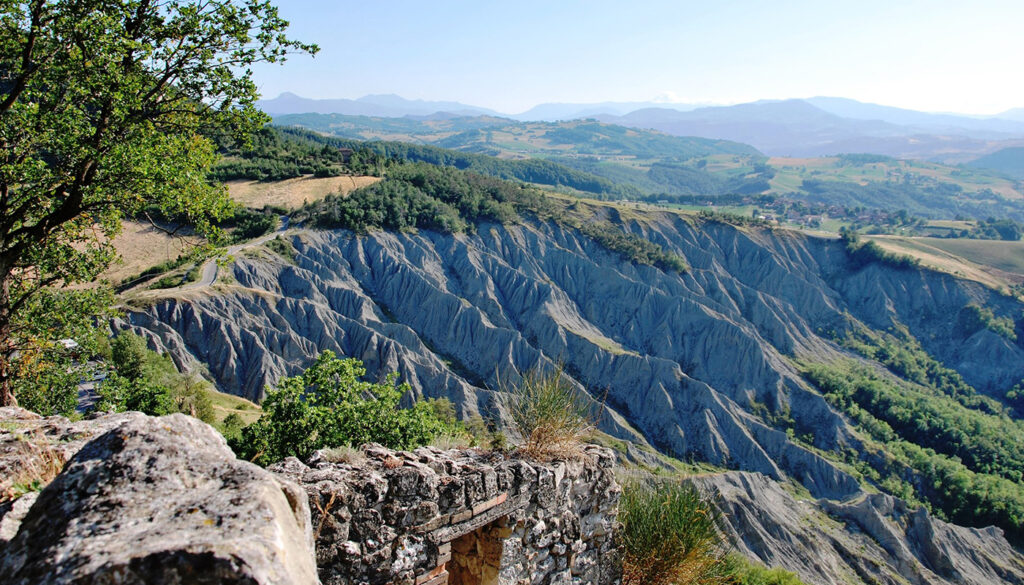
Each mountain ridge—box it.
[260,93,1024,159]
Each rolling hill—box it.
[966,146,1024,179]
[232,125,1024,225]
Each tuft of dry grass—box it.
[1,432,67,502]
[429,432,473,450]
[319,445,366,465]
[503,365,594,461]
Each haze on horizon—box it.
[252,0,1024,117]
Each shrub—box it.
[840,229,919,270]
[956,303,1017,341]
[172,375,215,423]
[505,365,593,461]
[618,479,731,585]
[13,361,80,417]
[148,274,183,289]
[723,555,807,585]
[96,332,214,422]
[227,208,277,242]
[111,332,148,380]
[95,372,174,416]
[219,413,246,442]
[265,235,296,261]
[231,351,454,466]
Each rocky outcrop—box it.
[691,472,1024,585]
[270,443,621,585]
[0,409,318,585]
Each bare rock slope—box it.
[120,215,1024,583]
[693,472,1024,585]
[125,217,1024,494]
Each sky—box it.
[250,0,1024,116]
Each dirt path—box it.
[188,216,290,288]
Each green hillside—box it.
[272,113,1024,225]
[967,147,1024,180]
[272,113,760,159]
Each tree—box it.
[0,1,316,406]
[232,351,452,466]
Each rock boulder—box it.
[0,412,318,585]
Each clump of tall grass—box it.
[503,365,593,461]
[618,479,732,585]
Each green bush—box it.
[13,363,80,417]
[119,253,192,288]
[840,229,920,270]
[265,235,296,260]
[96,372,174,416]
[148,274,183,290]
[956,303,1017,341]
[231,351,454,466]
[95,332,215,422]
[618,480,731,585]
[228,208,277,242]
[723,555,806,585]
[219,413,246,442]
[578,221,688,272]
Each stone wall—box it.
[270,443,622,585]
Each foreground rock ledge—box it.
[0,409,317,585]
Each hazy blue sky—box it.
[250,0,1024,115]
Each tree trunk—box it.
[0,274,16,408]
[0,354,15,408]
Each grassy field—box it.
[868,235,1024,289]
[107,175,381,286]
[100,221,200,284]
[207,388,262,425]
[768,156,1022,200]
[228,175,379,210]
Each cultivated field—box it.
[868,235,1024,289]
[227,175,380,210]
[768,156,1022,199]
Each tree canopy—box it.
[0,0,315,406]
[231,351,455,466]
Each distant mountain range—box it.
[596,99,1024,159]
[509,101,704,121]
[258,93,1024,161]
[256,92,501,118]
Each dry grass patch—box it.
[227,175,380,210]
[98,221,199,285]
[504,365,594,461]
[1,432,67,502]
[319,445,367,465]
[868,236,1024,289]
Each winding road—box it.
[187,216,290,289]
